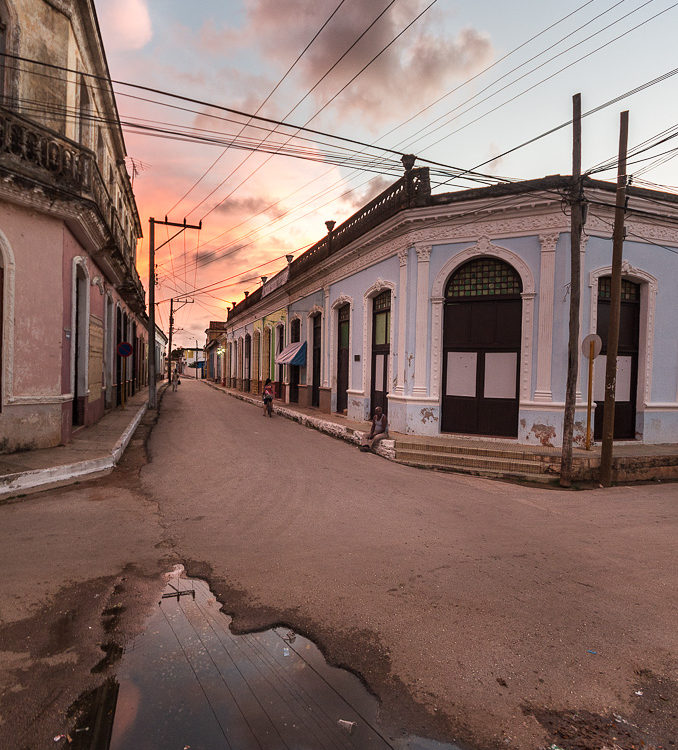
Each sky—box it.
[96,0,678,348]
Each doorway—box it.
[441,258,522,437]
[594,277,640,440]
[289,319,300,403]
[312,314,321,407]
[336,304,350,413]
[370,291,390,416]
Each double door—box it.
[442,298,521,437]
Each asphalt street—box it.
[1,377,676,749]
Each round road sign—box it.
[581,333,602,359]
[117,341,134,358]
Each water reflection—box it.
[81,567,462,750]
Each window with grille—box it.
[446,258,522,298]
[374,290,391,311]
[598,276,640,301]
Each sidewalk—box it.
[204,380,678,484]
[0,386,157,501]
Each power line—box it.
[167,0,350,215]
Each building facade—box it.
[0,0,147,452]
[223,169,678,447]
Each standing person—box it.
[262,378,274,417]
[360,406,388,451]
[171,368,180,392]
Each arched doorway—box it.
[441,257,522,437]
[336,304,350,413]
[594,277,640,440]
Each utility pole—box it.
[145,217,201,397]
[167,297,174,383]
[195,338,199,379]
[148,218,157,409]
[560,93,583,486]
[600,111,629,487]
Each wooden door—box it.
[370,291,390,416]
[336,304,350,412]
[441,259,522,437]
[312,314,321,407]
[594,277,640,440]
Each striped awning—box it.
[275,341,306,366]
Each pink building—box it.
[0,0,149,453]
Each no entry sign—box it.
[117,341,133,358]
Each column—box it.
[323,287,330,388]
[533,233,559,402]
[413,244,431,396]
[395,246,408,394]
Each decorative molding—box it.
[330,295,354,394]
[533,232,560,401]
[0,229,16,407]
[70,256,90,401]
[414,243,432,262]
[430,240,536,403]
[588,263,658,408]
[413,243,432,395]
[395,251,408,394]
[91,275,105,294]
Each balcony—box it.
[0,105,145,312]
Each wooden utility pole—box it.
[148,218,157,409]
[599,111,629,487]
[167,296,174,383]
[145,217,201,391]
[560,93,583,487]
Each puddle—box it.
[70,566,463,750]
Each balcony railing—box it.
[228,167,431,320]
[0,106,144,309]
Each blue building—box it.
[223,169,678,447]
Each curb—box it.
[0,401,148,500]
[202,381,396,459]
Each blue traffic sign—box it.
[117,341,133,358]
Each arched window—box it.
[445,257,522,299]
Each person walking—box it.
[262,378,274,417]
[171,368,180,392]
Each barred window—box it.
[446,258,522,298]
[598,276,640,301]
[374,290,391,311]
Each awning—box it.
[275,340,307,366]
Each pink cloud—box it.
[98,0,152,51]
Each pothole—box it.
[66,565,463,749]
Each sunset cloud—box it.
[98,0,152,51]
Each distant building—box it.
[0,1,148,452]
[224,168,678,447]
[204,321,227,382]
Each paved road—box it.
[142,380,678,749]
[1,377,676,749]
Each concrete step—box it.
[395,440,554,462]
[395,448,552,476]
[397,458,558,484]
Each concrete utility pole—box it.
[600,111,629,487]
[560,94,583,486]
